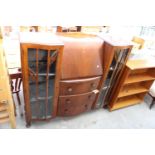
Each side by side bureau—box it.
[20,32,133,126]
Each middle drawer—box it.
[60,76,101,95]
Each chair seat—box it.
[149,82,155,97]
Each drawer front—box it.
[60,76,101,95]
[58,92,96,116]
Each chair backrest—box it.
[10,71,22,94]
[132,36,145,49]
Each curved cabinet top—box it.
[57,32,104,80]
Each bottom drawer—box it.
[58,92,96,116]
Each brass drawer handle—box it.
[67,87,73,92]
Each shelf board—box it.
[125,73,155,84]
[0,117,9,123]
[118,86,148,98]
[110,95,142,111]
[30,96,53,102]
[0,104,7,112]
[0,111,9,119]
[29,68,55,77]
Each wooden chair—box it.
[132,36,145,49]
[9,68,23,116]
[148,82,155,109]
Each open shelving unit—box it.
[109,60,155,111]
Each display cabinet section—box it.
[28,48,57,76]
[97,48,130,107]
[29,76,55,119]
[27,48,57,119]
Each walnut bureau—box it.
[56,33,104,116]
[20,32,133,126]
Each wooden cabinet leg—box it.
[26,122,31,128]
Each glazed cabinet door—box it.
[21,44,63,126]
[28,49,57,119]
[97,47,131,108]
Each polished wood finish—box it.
[20,32,64,126]
[58,92,96,116]
[60,76,101,95]
[57,33,104,79]
[20,32,135,121]
[109,60,155,111]
[0,40,16,128]
[56,33,103,116]
[92,36,133,108]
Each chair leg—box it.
[16,92,21,106]
[16,93,23,116]
[150,99,155,109]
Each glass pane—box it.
[97,48,129,108]
[28,48,57,119]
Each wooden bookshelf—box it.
[109,60,155,111]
